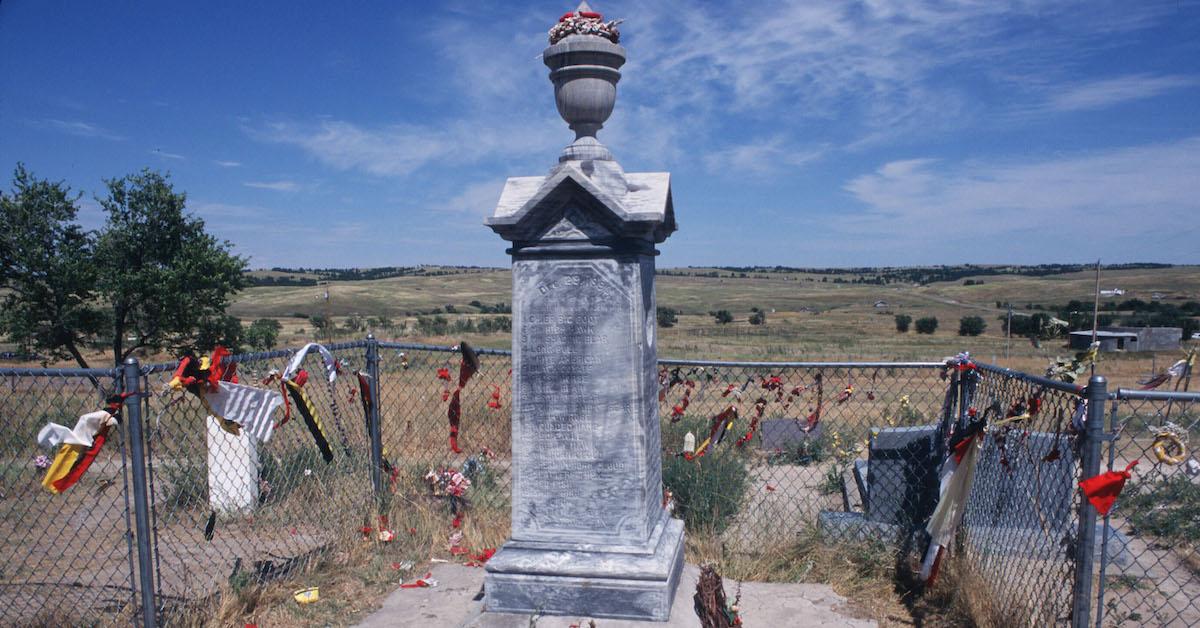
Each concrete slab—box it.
[356,563,875,628]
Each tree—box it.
[915,316,939,334]
[958,316,986,336]
[711,310,733,324]
[94,169,247,366]
[0,165,106,368]
[194,314,244,353]
[309,314,332,336]
[894,314,912,333]
[656,306,678,328]
[244,318,282,350]
[748,309,766,325]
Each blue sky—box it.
[2,1,1198,269]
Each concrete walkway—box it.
[355,563,875,628]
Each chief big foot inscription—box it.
[512,258,662,545]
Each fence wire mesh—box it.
[0,367,139,626]
[958,364,1087,626]
[140,343,376,621]
[5,341,1186,627]
[1098,390,1200,627]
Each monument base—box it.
[483,516,685,621]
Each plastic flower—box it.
[33,455,51,470]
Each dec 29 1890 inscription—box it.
[512,258,647,542]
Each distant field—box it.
[224,265,1200,389]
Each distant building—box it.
[873,300,889,308]
[1069,326,1182,352]
[1100,289,1125,297]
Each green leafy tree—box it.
[748,309,767,325]
[915,316,939,334]
[0,165,105,368]
[711,310,734,324]
[958,316,986,336]
[244,318,282,350]
[94,169,247,365]
[194,314,244,353]
[894,314,912,333]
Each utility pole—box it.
[1006,303,1012,361]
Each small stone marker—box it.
[482,3,684,621]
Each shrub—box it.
[710,310,734,324]
[1123,476,1200,543]
[661,415,750,534]
[657,307,678,328]
[749,310,766,325]
[958,316,986,336]
[915,316,939,334]
[894,314,912,333]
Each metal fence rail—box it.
[2,341,1195,627]
[1097,387,1200,627]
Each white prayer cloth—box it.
[37,410,116,449]
[204,381,284,443]
[282,342,339,383]
[1168,359,1189,379]
[920,434,982,581]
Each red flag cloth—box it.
[50,427,110,493]
[1079,460,1139,516]
[437,368,451,381]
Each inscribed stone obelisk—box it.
[483,3,684,621]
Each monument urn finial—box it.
[544,3,626,162]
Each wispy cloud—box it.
[839,137,1200,260]
[1047,74,1198,113]
[247,118,559,178]
[243,180,301,192]
[214,160,242,168]
[150,149,186,160]
[702,138,825,176]
[432,179,504,215]
[36,118,125,141]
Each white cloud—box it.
[840,137,1200,259]
[37,118,125,141]
[150,149,185,160]
[702,138,824,176]
[1047,74,1198,112]
[432,179,504,215]
[214,160,242,168]
[244,180,301,192]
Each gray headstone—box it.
[758,418,822,452]
[963,430,1075,533]
[865,425,940,528]
[481,11,683,621]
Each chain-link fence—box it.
[139,342,378,622]
[1097,388,1200,627]
[957,363,1093,625]
[0,366,139,626]
[3,341,1191,627]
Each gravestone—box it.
[963,430,1076,532]
[865,425,940,527]
[482,3,684,621]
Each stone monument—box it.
[482,3,684,621]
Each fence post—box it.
[123,358,158,628]
[1071,374,1106,628]
[365,335,384,498]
